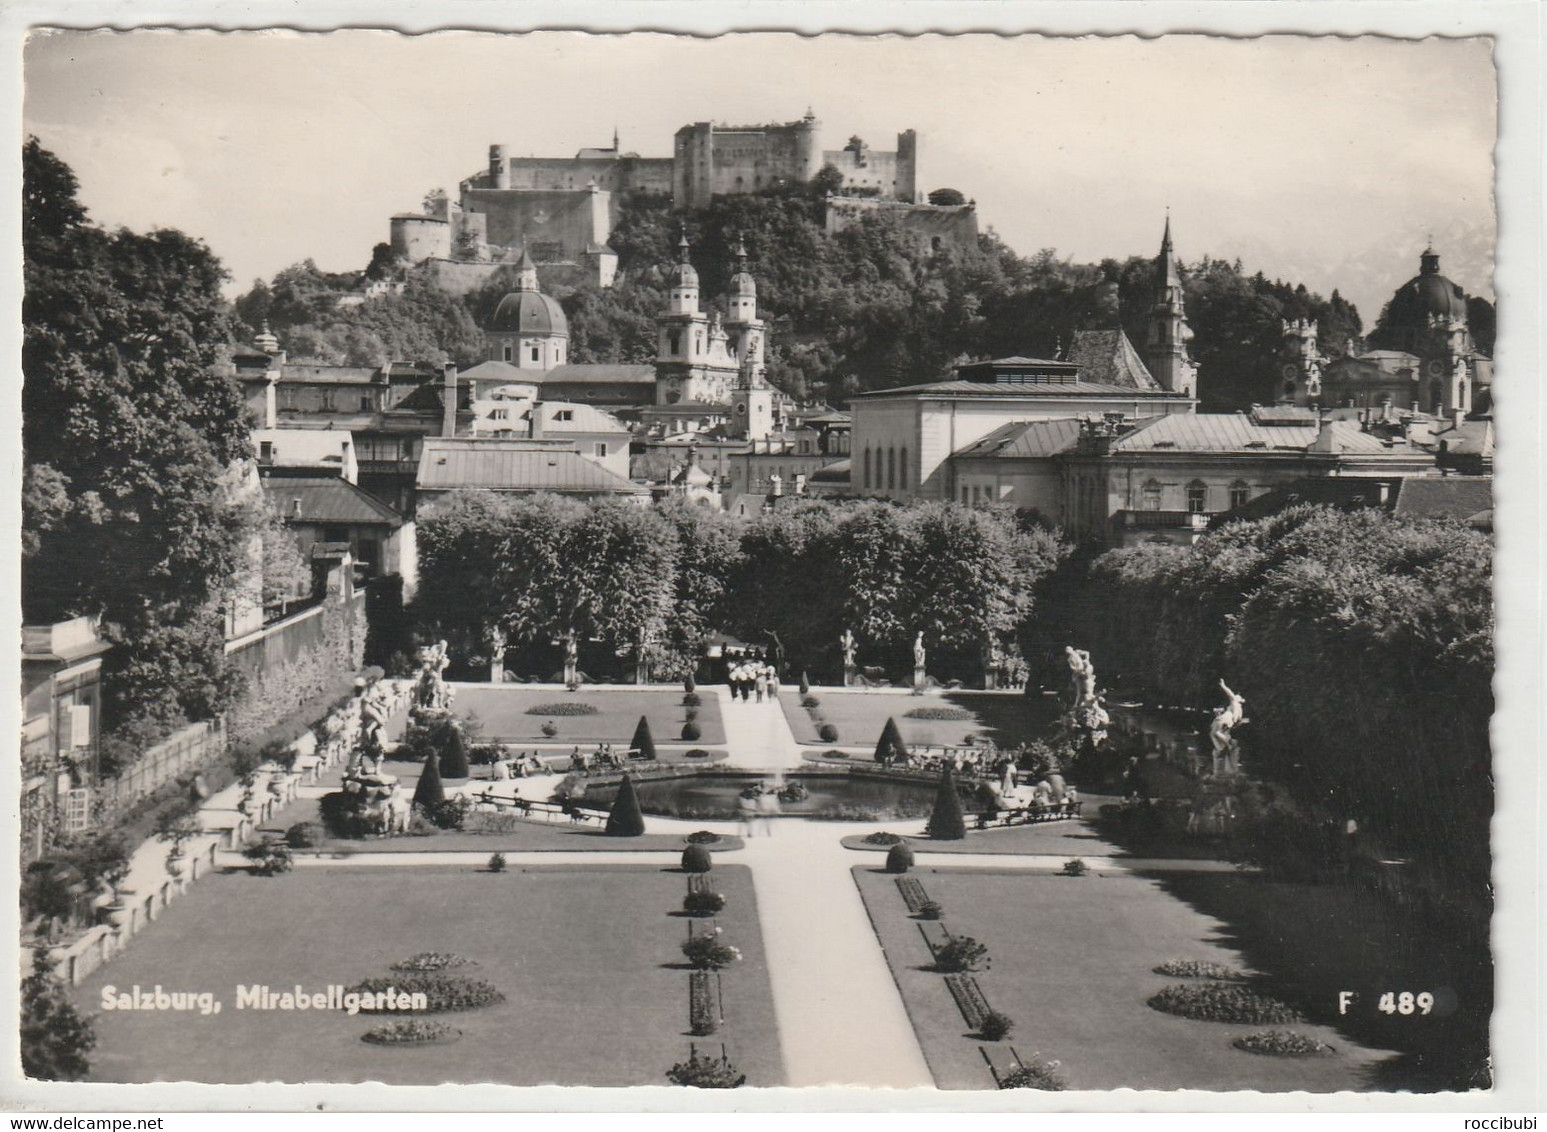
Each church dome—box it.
[1390,247,1469,322]
[670,260,700,288]
[489,289,568,338]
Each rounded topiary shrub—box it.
[885,842,915,874]
[683,888,726,917]
[681,844,714,873]
[933,936,990,973]
[684,674,696,694]
[682,692,702,708]
[284,821,324,849]
[682,722,702,741]
[1147,983,1306,1025]
[802,695,822,709]
[978,1011,1015,1041]
[684,707,699,722]
[818,723,839,743]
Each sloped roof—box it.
[630,450,677,481]
[1433,419,1494,458]
[952,418,1085,461]
[459,360,533,382]
[536,401,631,435]
[809,458,852,483]
[1112,414,1401,455]
[278,364,381,385]
[852,380,1185,400]
[417,438,646,494]
[541,364,657,385]
[261,475,402,526]
[1248,404,1320,426]
[1392,477,1492,521]
[1065,330,1160,391]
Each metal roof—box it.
[1112,414,1401,455]
[1392,476,1493,520]
[537,401,631,435]
[952,418,1086,460]
[852,380,1186,400]
[541,364,657,385]
[261,475,403,525]
[417,439,647,494]
[1063,330,1160,391]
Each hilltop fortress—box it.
[389,112,974,291]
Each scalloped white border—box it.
[0,1,1539,1119]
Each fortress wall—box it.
[460,188,607,261]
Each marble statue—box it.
[840,628,856,669]
[913,632,926,669]
[1208,679,1246,775]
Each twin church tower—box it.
[482,232,776,440]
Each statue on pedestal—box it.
[1208,679,1246,776]
[840,628,856,669]
[563,629,579,687]
[913,632,927,670]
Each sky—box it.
[22,29,1498,320]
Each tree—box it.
[875,717,908,764]
[23,139,258,745]
[810,163,845,197]
[438,723,470,779]
[926,764,968,840]
[20,949,95,1081]
[928,187,967,206]
[604,773,646,837]
[258,498,311,609]
[412,754,445,810]
[631,716,657,760]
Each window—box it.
[1229,480,1250,510]
[899,446,908,489]
[323,525,348,544]
[360,394,372,411]
[863,448,872,489]
[320,389,336,411]
[489,408,509,422]
[503,344,513,362]
[668,331,682,355]
[887,447,896,490]
[530,346,540,363]
[280,386,298,410]
[594,442,609,458]
[1186,480,1208,513]
[258,441,274,463]
[554,410,574,422]
[961,484,970,504]
[1142,479,1162,511]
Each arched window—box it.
[1186,480,1208,514]
[1229,480,1250,510]
[887,447,896,490]
[899,446,908,489]
[863,448,872,489]
[668,330,681,355]
[1142,479,1162,511]
[961,484,970,504]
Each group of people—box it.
[488,749,551,780]
[727,654,779,702]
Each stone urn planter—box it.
[103,892,132,929]
[268,773,288,799]
[166,851,187,879]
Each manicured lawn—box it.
[75,864,781,1086]
[781,690,1062,750]
[453,686,724,746]
[854,865,1397,1091]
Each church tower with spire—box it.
[1143,216,1199,400]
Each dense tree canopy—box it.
[235,180,1363,410]
[23,138,258,744]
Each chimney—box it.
[442,364,459,438]
[292,498,303,518]
[1451,407,1465,429]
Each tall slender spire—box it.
[1158,212,1181,290]
[613,125,620,153]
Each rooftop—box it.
[261,474,403,526]
[852,379,1188,401]
[417,438,647,495]
[953,418,1086,460]
[540,364,658,386]
[1063,330,1160,391]
[1110,414,1407,456]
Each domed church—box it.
[1322,246,1492,418]
[485,248,569,370]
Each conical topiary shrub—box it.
[412,753,445,811]
[438,722,470,779]
[684,673,696,694]
[605,773,646,837]
[875,717,908,764]
[925,764,967,840]
[631,716,657,760]
[799,672,811,696]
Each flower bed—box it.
[1147,982,1305,1025]
[681,927,741,970]
[361,1019,461,1046]
[903,706,973,721]
[525,702,599,716]
[932,936,990,974]
[998,1057,1066,1090]
[390,952,472,973]
[344,973,505,1013]
[1153,959,1247,981]
[688,971,718,1036]
[1232,1030,1336,1057]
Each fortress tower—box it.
[1278,319,1324,406]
